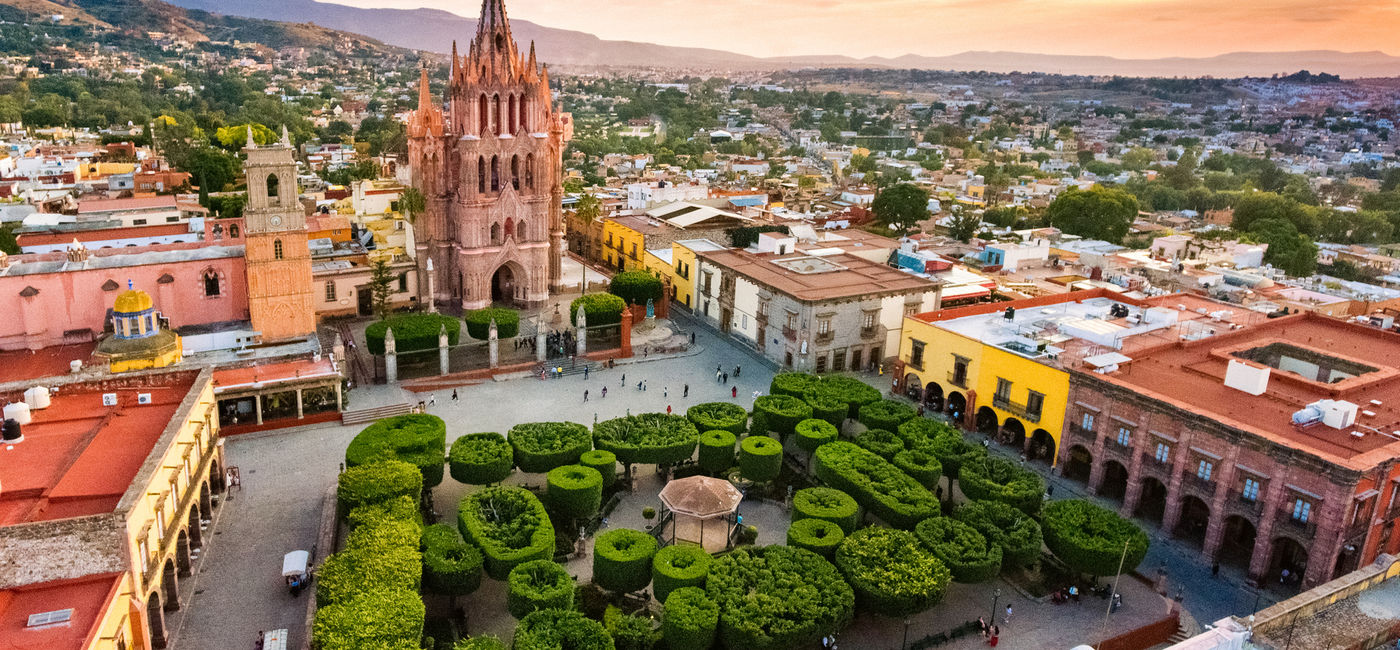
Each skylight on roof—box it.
[26,609,73,627]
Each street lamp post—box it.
[902,617,911,650]
[990,587,1001,625]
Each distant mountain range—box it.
[132,0,1400,77]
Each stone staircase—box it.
[340,402,413,426]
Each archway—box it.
[1220,515,1257,568]
[1136,476,1168,524]
[1100,460,1129,500]
[147,592,167,649]
[200,481,213,514]
[924,382,944,412]
[1269,536,1308,587]
[1064,445,1092,483]
[491,264,518,305]
[975,406,998,436]
[176,529,192,576]
[1001,417,1027,448]
[161,559,179,610]
[187,507,203,549]
[947,392,966,422]
[1029,428,1055,463]
[903,373,923,401]
[1176,495,1211,547]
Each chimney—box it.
[65,239,89,264]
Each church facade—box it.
[407,0,571,310]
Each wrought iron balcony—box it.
[992,395,1041,423]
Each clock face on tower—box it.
[270,215,282,227]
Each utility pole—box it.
[1094,540,1131,650]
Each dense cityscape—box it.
[0,1,1398,650]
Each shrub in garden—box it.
[311,587,425,650]
[895,418,956,448]
[605,607,658,650]
[954,500,1043,570]
[738,435,782,483]
[513,609,614,650]
[836,527,951,617]
[506,560,575,619]
[805,375,881,419]
[858,399,917,432]
[663,587,719,650]
[652,544,711,603]
[686,401,748,434]
[593,413,700,467]
[464,307,520,339]
[812,441,940,528]
[421,523,485,597]
[547,464,604,521]
[593,528,659,593]
[892,447,943,489]
[454,637,508,650]
[458,486,556,580]
[795,418,839,453]
[365,313,461,355]
[804,391,849,427]
[697,429,737,474]
[705,545,854,650]
[345,516,421,552]
[770,372,820,398]
[914,517,1002,583]
[608,270,664,305]
[346,495,421,530]
[786,518,844,558]
[854,428,904,460]
[509,422,593,473]
[927,432,986,493]
[345,414,447,487]
[571,292,626,326]
[792,487,861,533]
[580,449,618,488]
[448,432,514,485]
[316,541,422,606]
[750,394,813,437]
[1041,499,1150,577]
[336,459,423,515]
[958,456,1046,515]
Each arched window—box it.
[274,239,284,260]
[515,220,526,240]
[511,155,520,191]
[203,270,221,297]
[519,95,528,132]
[504,217,514,240]
[492,95,501,135]
[477,157,486,194]
[507,95,517,134]
[490,156,500,193]
[525,153,535,189]
[266,174,280,205]
[478,94,488,134]
[229,224,240,238]
[490,223,501,245]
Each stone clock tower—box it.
[242,127,315,340]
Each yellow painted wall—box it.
[86,573,139,650]
[898,316,984,400]
[643,249,672,286]
[670,242,701,309]
[602,219,644,271]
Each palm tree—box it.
[398,186,425,224]
[573,192,601,223]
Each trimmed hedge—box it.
[507,560,575,619]
[458,486,556,580]
[705,545,854,650]
[311,587,425,650]
[464,307,520,340]
[571,293,626,327]
[858,399,917,432]
[892,447,943,489]
[928,432,986,486]
[346,495,421,530]
[771,372,821,398]
[687,402,748,435]
[1041,499,1150,577]
[792,487,861,533]
[805,376,882,419]
[593,528,658,593]
[593,413,700,466]
[513,609,614,650]
[510,422,593,473]
[421,523,485,596]
[812,441,940,529]
[316,542,422,607]
[795,418,839,453]
[958,456,1046,515]
[365,313,461,355]
[697,430,737,474]
[652,544,712,603]
[547,464,604,521]
[895,418,955,448]
[448,432,514,485]
[954,500,1044,570]
[609,270,664,305]
[914,517,1002,584]
[454,638,508,650]
[739,435,783,483]
[835,527,951,617]
[751,394,813,438]
[580,449,618,488]
[804,391,849,428]
[663,587,719,650]
[345,414,447,487]
[336,459,424,515]
[854,428,904,460]
[605,608,657,650]
[787,518,844,558]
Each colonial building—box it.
[242,128,316,341]
[407,0,571,309]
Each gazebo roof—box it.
[659,475,743,519]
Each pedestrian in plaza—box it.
[690,332,695,344]
[1003,604,1012,624]
[731,386,737,398]
[584,390,589,402]
[666,404,672,414]
[733,365,741,377]
[643,380,648,391]
[429,393,437,406]
[664,386,668,398]
[987,625,999,647]
[601,386,608,398]
[451,389,459,402]
[621,373,626,386]
[977,617,988,637]
[584,366,590,380]
[722,372,729,383]
[716,368,723,382]
[638,380,644,391]
[683,384,689,398]
[1280,568,1290,584]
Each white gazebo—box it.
[658,475,743,552]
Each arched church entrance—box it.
[491,264,517,305]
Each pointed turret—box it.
[245,124,255,149]
[528,41,537,70]
[280,124,291,147]
[417,66,432,112]
[477,0,509,39]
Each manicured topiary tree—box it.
[593,413,700,473]
[606,609,658,650]
[686,402,748,435]
[464,307,520,340]
[506,560,575,619]
[663,587,719,650]
[813,441,940,529]
[928,431,986,499]
[895,417,954,448]
[546,464,604,522]
[958,456,1046,515]
[421,523,484,598]
[345,414,447,487]
[751,394,813,438]
[513,609,613,650]
[509,422,593,473]
[365,313,461,355]
[346,495,421,530]
[609,270,664,305]
[739,435,782,484]
[571,292,627,326]
[914,517,1002,583]
[337,459,424,516]
[458,486,556,580]
[836,527,951,617]
[792,487,861,533]
[858,399,917,433]
[795,418,839,453]
[804,391,849,428]
[771,372,821,398]
[651,544,712,603]
[593,528,659,594]
[787,518,845,558]
[697,429,736,474]
[579,449,618,488]
[706,545,854,650]
[954,500,1044,570]
[805,375,882,419]
[311,587,426,650]
[448,432,514,485]
[854,428,904,460]
[1041,499,1150,577]
[892,447,943,490]
[316,543,423,607]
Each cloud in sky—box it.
[328,0,1400,59]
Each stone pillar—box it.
[335,381,343,412]
[963,390,978,431]
[1159,450,1187,530]
[385,327,398,384]
[1087,434,1108,493]
[333,333,346,362]
[576,305,587,356]
[438,324,450,376]
[1203,462,1239,560]
[535,318,547,363]
[426,258,438,313]
[619,306,634,358]
[1121,449,1147,517]
[296,389,304,419]
[488,318,499,369]
[254,395,263,425]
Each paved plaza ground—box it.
[167,313,1264,649]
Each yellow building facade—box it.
[602,218,646,271]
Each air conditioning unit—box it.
[101,393,118,406]
[137,393,152,405]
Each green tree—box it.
[1119,147,1156,171]
[1232,192,1320,236]
[573,193,602,224]
[1162,148,1199,190]
[871,183,930,236]
[184,147,241,193]
[1046,186,1139,243]
[1248,219,1318,277]
[369,258,395,320]
[398,186,425,224]
[215,123,277,150]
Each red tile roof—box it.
[0,344,97,384]
[212,357,339,392]
[0,572,122,650]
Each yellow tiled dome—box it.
[113,289,154,313]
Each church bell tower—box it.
[243,127,316,340]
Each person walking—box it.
[584,390,589,402]
[716,368,723,382]
[664,386,668,398]
[731,386,737,398]
[429,393,437,406]
[621,373,626,386]
[734,365,741,378]
[690,332,695,344]
[643,380,648,392]
[722,372,729,384]
[1003,604,1012,625]
[637,380,644,391]
[683,384,689,398]
[666,404,672,414]
[451,389,459,402]
[601,386,607,398]
[584,366,590,380]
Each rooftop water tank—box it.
[2,402,31,426]
[2,417,21,442]
[23,386,50,410]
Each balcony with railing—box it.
[815,330,834,344]
[1344,517,1373,543]
[1226,490,1265,518]
[1181,472,1217,498]
[782,326,797,341]
[992,395,1041,423]
[1274,508,1318,537]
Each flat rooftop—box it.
[698,248,939,302]
[0,371,200,525]
[0,572,122,650]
